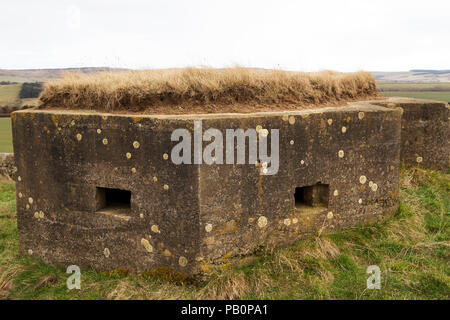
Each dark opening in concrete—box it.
[95,187,131,218]
[295,183,329,209]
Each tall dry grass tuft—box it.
[38,67,378,113]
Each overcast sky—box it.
[1,0,449,72]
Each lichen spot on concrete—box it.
[97,129,102,134]
[416,156,423,163]
[34,211,39,219]
[368,181,373,187]
[359,175,367,184]
[18,176,21,182]
[358,112,365,120]
[261,162,268,169]
[163,184,169,190]
[292,218,298,224]
[179,256,188,267]
[151,224,160,233]
[141,238,153,253]
[102,138,108,145]
[163,153,169,160]
[255,125,262,133]
[341,126,347,133]
[103,248,110,258]
[260,128,269,137]
[371,183,378,192]
[300,160,305,165]
[39,211,44,219]
[28,197,33,204]
[327,211,334,219]
[284,218,291,226]
[288,116,296,125]
[76,133,82,141]
[358,198,363,204]
[131,167,137,174]
[26,204,30,210]
[27,249,33,255]
[338,150,344,158]
[205,223,213,232]
[257,216,268,228]
[18,192,23,198]
[139,213,144,219]
[333,189,339,196]
[133,141,140,149]
[126,152,132,159]
[153,176,158,182]
[327,119,333,125]
[282,114,289,121]
[290,140,295,145]
[70,120,75,126]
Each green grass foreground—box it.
[0,168,449,300]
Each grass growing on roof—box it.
[0,167,448,299]
[38,68,378,114]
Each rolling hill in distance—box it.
[1,68,450,83]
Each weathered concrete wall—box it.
[11,104,402,275]
[371,98,449,170]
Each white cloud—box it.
[0,0,449,71]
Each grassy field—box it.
[378,82,450,91]
[0,84,21,106]
[380,91,450,102]
[0,118,13,153]
[0,168,448,300]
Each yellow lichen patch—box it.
[359,175,367,184]
[260,128,269,137]
[103,248,110,258]
[76,133,82,141]
[39,211,44,219]
[139,213,144,219]
[17,176,21,182]
[341,126,347,133]
[133,141,140,149]
[371,183,378,192]
[416,156,423,163]
[28,197,33,204]
[151,224,160,233]
[141,238,153,253]
[102,138,108,145]
[257,216,268,228]
[338,150,344,158]
[27,249,33,255]
[346,116,351,123]
[327,211,334,219]
[132,116,143,123]
[284,218,291,226]
[97,129,102,134]
[281,114,289,121]
[205,223,213,232]
[290,140,295,145]
[152,176,158,182]
[34,212,39,219]
[358,112,365,120]
[327,118,333,125]
[288,116,296,125]
[18,192,23,198]
[358,198,363,204]
[163,153,169,160]
[205,237,215,245]
[131,167,137,174]
[126,152,132,159]
[300,160,305,165]
[163,184,169,190]
[162,249,171,257]
[178,256,188,267]
[333,189,339,196]
[292,218,298,224]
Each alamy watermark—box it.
[170,120,280,175]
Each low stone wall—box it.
[371,98,450,171]
[0,153,15,180]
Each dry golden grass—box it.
[38,67,378,114]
